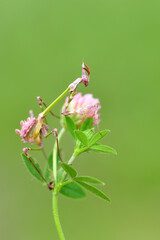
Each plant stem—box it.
[53,192,65,240]
[53,128,65,184]
[60,179,73,187]
[52,128,66,239]
[61,155,76,182]
[42,87,70,117]
[68,154,75,165]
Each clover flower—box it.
[15,111,48,147]
[62,93,101,126]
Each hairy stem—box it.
[53,192,65,240]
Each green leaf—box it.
[61,163,77,178]
[22,153,44,182]
[58,167,64,182]
[81,118,93,131]
[77,181,110,202]
[73,129,95,156]
[90,144,117,154]
[65,116,76,138]
[74,176,105,185]
[60,182,86,199]
[83,128,94,142]
[88,129,110,147]
[74,130,88,146]
[74,129,94,150]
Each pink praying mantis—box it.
[15,63,90,190]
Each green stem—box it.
[53,192,65,240]
[42,87,70,116]
[68,154,76,165]
[60,179,73,187]
[61,155,76,182]
[52,128,66,239]
[53,128,65,185]
[52,180,72,240]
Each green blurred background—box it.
[0,0,160,239]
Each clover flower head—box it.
[62,93,101,126]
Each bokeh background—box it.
[0,0,160,239]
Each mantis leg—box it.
[23,147,54,190]
[52,128,63,162]
[44,129,63,162]
[37,96,60,119]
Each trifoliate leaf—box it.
[83,128,94,142]
[88,129,110,146]
[73,129,95,156]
